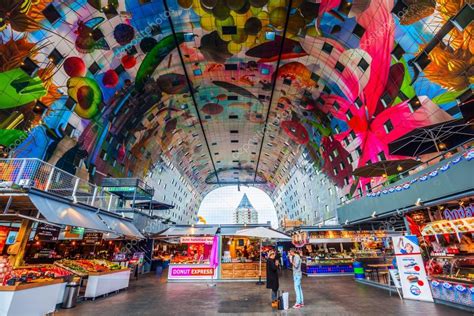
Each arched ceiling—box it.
[0,0,472,197]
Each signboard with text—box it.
[168,265,217,280]
[180,236,214,245]
[83,232,103,244]
[35,223,60,241]
[392,236,433,302]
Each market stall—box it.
[158,226,220,282]
[55,259,131,299]
[412,204,474,311]
[291,228,392,277]
[0,256,73,315]
[220,235,267,280]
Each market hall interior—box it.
[0,0,473,314]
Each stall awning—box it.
[160,226,218,236]
[29,194,111,232]
[98,214,144,239]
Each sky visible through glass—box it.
[198,186,278,228]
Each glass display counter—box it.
[302,257,354,276]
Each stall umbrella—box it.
[234,227,291,285]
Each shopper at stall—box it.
[266,251,279,306]
[289,249,304,308]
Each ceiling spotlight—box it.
[459,200,465,206]
[438,143,446,150]
[371,211,377,218]
[438,205,445,211]
[396,165,403,172]
[382,173,388,178]
[415,198,423,207]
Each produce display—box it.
[0,256,13,286]
[1,257,72,286]
[56,259,126,276]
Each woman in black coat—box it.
[266,251,279,303]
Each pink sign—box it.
[170,267,214,277]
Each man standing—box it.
[289,249,304,308]
[266,251,279,307]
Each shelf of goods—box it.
[55,259,131,299]
[429,276,474,309]
[220,262,267,280]
[0,257,72,315]
[302,259,354,276]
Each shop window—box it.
[352,23,366,38]
[333,101,340,111]
[42,4,61,24]
[222,26,237,35]
[322,42,333,54]
[408,96,422,113]
[384,119,394,134]
[335,61,345,73]
[225,63,238,70]
[20,57,39,76]
[357,58,369,72]
[88,62,101,74]
[391,43,406,60]
[377,151,386,161]
[345,110,353,120]
[229,115,239,119]
[228,95,238,100]
[103,5,118,18]
[354,97,363,109]
[380,92,392,108]
[48,49,63,65]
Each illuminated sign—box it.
[442,204,474,220]
[180,236,214,244]
[170,267,214,277]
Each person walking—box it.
[289,249,304,308]
[266,251,279,307]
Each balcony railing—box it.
[340,142,473,205]
[0,158,120,211]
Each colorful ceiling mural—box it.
[0,0,472,197]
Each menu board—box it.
[35,223,60,241]
[83,232,103,244]
[59,226,85,240]
[392,236,433,302]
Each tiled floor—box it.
[57,271,470,316]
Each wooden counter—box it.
[221,262,266,279]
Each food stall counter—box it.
[0,279,66,316]
[302,258,354,276]
[220,262,267,279]
[168,264,218,281]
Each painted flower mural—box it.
[0,0,471,198]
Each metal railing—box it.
[0,158,120,211]
[101,177,155,197]
[340,142,473,205]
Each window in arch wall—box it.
[198,186,278,228]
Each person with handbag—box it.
[266,251,279,308]
[289,249,304,308]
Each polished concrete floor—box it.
[57,271,470,316]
